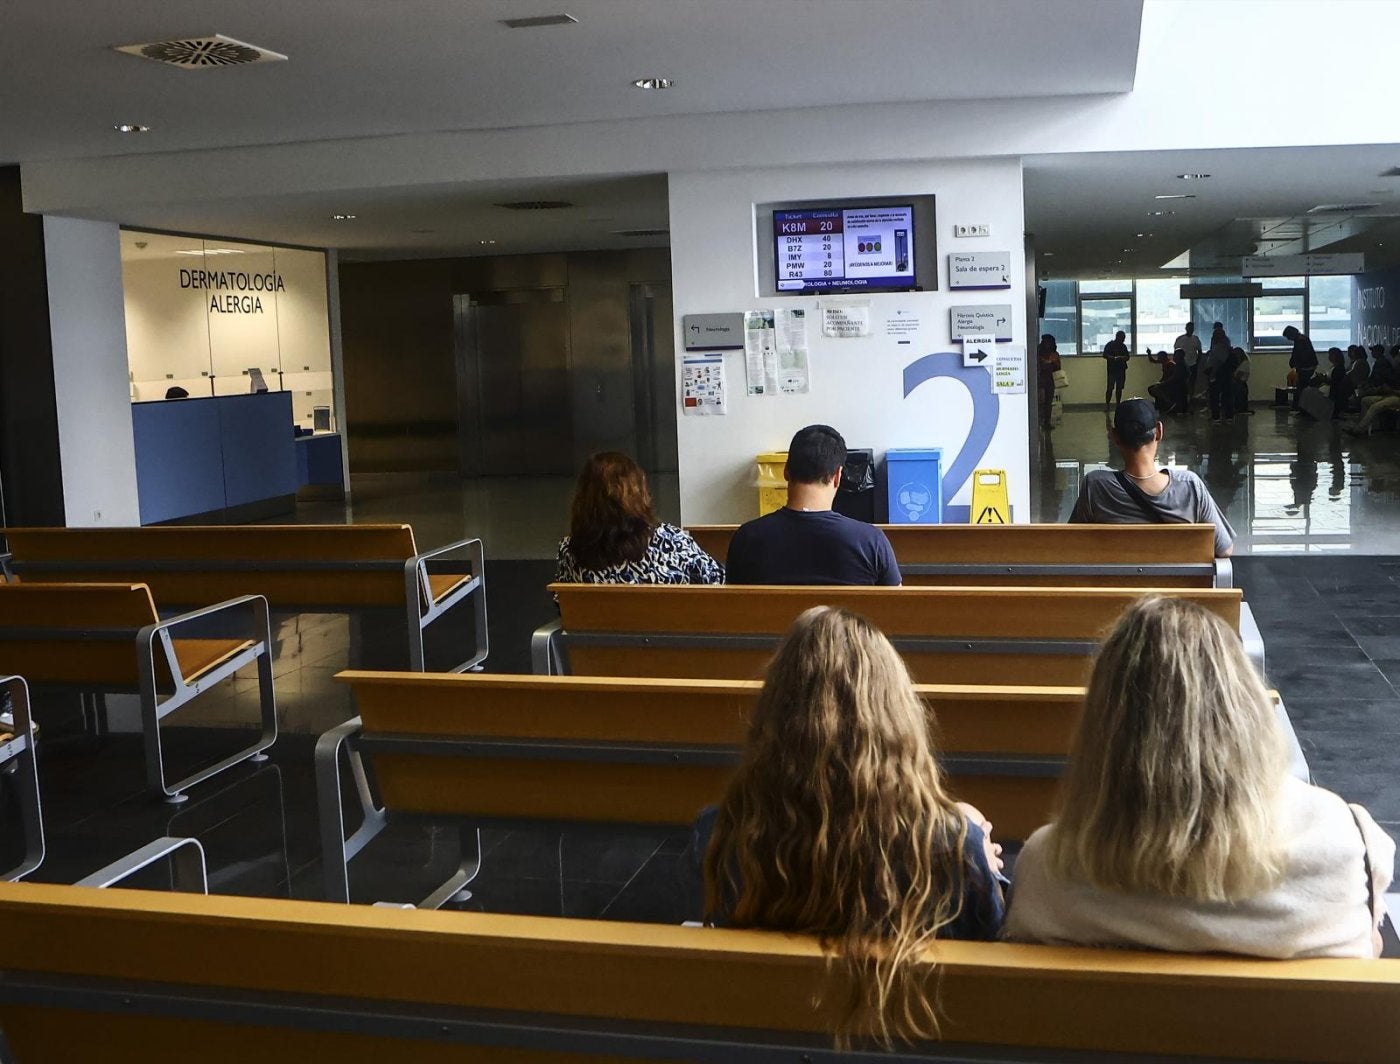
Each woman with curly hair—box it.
[691,605,1006,1046]
[555,451,722,586]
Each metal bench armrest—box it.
[0,676,43,881]
[76,836,207,893]
[316,716,387,903]
[531,618,564,675]
[135,594,277,802]
[406,537,488,672]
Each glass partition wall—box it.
[120,230,335,430]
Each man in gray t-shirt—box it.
[1069,398,1234,557]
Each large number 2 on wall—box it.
[901,353,999,511]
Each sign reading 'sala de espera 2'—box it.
[948,251,1011,290]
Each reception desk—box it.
[132,392,299,524]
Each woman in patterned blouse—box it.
[556,452,724,586]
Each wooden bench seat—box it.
[2,524,488,672]
[0,583,276,801]
[537,583,1265,686]
[688,522,1231,587]
[321,671,1305,906]
[0,881,1394,1062]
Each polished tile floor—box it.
[17,405,1400,917]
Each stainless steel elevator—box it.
[452,253,676,477]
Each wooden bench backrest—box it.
[688,523,1219,586]
[0,883,1394,1063]
[4,525,421,609]
[0,584,158,685]
[551,584,1243,685]
[340,672,1085,839]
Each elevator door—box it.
[454,289,572,476]
[629,283,678,473]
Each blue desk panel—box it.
[219,393,298,508]
[132,392,298,524]
[295,434,344,487]
[132,399,227,525]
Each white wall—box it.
[670,158,1029,524]
[42,216,140,526]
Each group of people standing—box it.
[1142,321,1251,423]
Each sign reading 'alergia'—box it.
[179,268,287,314]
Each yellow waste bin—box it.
[756,451,788,516]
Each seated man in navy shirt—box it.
[726,425,900,585]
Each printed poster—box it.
[681,352,727,415]
[775,307,810,394]
[743,310,777,395]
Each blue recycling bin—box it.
[885,448,943,524]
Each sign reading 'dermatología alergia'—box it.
[179,267,287,314]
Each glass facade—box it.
[1041,274,1357,356]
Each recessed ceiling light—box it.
[500,13,578,29]
[1154,194,1195,200]
[1121,247,1135,253]
[113,123,150,134]
[1148,210,1176,217]
[1041,251,1054,257]
[332,214,357,221]
[632,76,674,90]
[1177,173,1211,179]
[480,239,497,245]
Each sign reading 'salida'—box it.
[178,267,287,314]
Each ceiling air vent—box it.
[496,200,573,211]
[1305,203,1381,214]
[614,228,669,237]
[114,34,288,69]
[500,14,578,29]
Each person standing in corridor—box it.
[1102,329,1130,408]
[1284,325,1318,413]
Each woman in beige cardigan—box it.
[1006,596,1393,958]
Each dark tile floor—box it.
[17,553,1400,918]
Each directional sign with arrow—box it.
[962,335,993,367]
[950,304,1013,341]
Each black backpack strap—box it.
[1113,470,1175,524]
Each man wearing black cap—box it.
[1069,399,1234,557]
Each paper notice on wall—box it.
[743,310,777,395]
[775,308,810,394]
[884,307,921,338]
[681,352,727,415]
[993,346,1026,394]
[820,299,871,338]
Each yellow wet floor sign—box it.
[971,468,1009,524]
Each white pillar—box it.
[42,216,140,526]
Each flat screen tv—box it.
[773,204,916,295]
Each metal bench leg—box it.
[531,619,564,675]
[315,717,386,904]
[0,677,43,882]
[76,836,207,894]
[419,826,482,910]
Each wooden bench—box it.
[321,671,1308,906]
[319,672,1090,905]
[688,522,1232,587]
[0,882,1395,1062]
[1,524,487,672]
[536,584,1266,686]
[0,584,276,801]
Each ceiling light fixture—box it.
[632,76,674,90]
[500,13,578,29]
[1154,194,1195,200]
[332,214,357,221]
[114,123,150,134]
[1177,173,1211,180]
[1148,210,1176,217]
[479,239,496,245]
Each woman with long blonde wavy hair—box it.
[692,606,1006,1046]
[1007,596,1393,958]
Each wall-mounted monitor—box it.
[773,204,917,295]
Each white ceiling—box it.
[0,0,1142,165]
[1024,144,1400,279]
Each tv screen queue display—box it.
[774,204,916,295]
